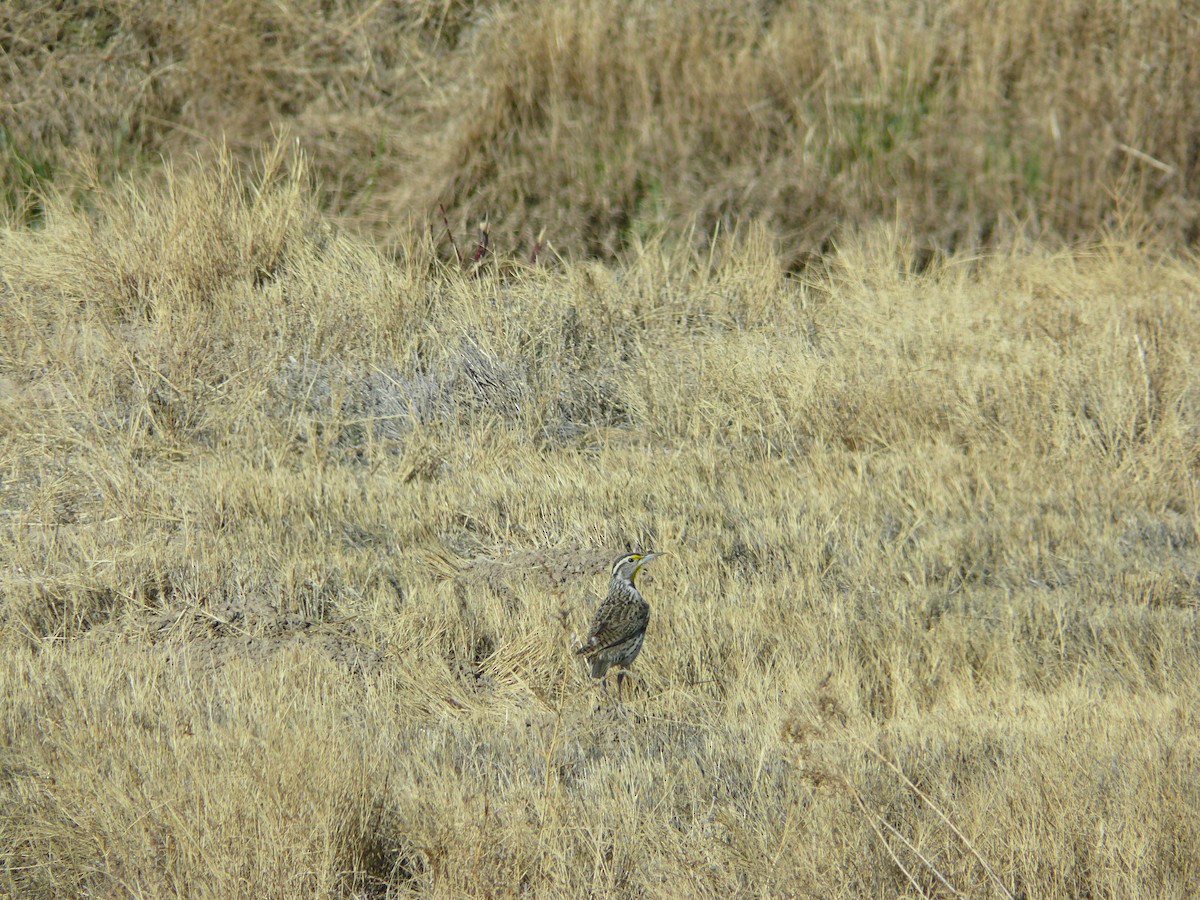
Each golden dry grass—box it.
[3,0,1200,260]
[1,150,1198,896]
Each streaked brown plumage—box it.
[576,551,661,700]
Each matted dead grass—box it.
[3,0,1200,260]
[1,151,1198,896]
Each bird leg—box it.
[590,674,610,716]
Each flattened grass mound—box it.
[1,154,1198,896]
[3,0,1200,259]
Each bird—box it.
[576,551,663,702]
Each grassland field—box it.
[3,1,1200,898]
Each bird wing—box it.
[576,593,648,655]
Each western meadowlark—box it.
[576,551,662,701]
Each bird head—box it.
[611,551,663,586]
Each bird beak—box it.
[641,551,664,563]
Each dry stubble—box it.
[0,156,1198,896]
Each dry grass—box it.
[1,150,1198,896]
[3,0,1200,260]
